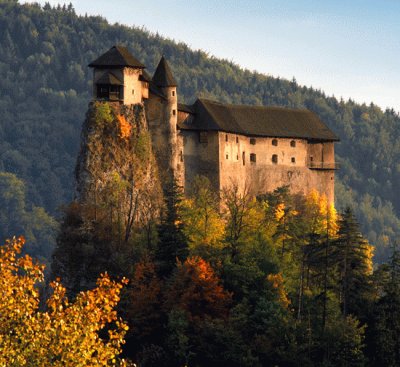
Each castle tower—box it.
[88,45,150,105]
[152,56,183,185]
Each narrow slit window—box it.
[242,152,246,166]
[199,131,208,143]
[226,154,229,160]
[236,136,239,143]
[180,151,184,162]
[225,134,228,142]
[172,90,175,96]
[250,153,256,163]
[172,109,176,116]
[272,154,278,164]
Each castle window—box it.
[250,138,256,145]
[97,84,122,101]
[226,154,229,160]
[225,134,228,142]
[290,140,296,147]
[199,131,208,143]
[132,89,135,95]
[236,154,239,160]
[272,154,278,164]
[272,139,278,146]
[173,109,176,116]
[236,136,239,143]
[250,153,256,163]
[291,157,296,163]
[180,151,184,162]
[172,91,175,96]
[242,152,246,166]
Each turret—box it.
[88,45,149,105]
[152,56,182,183]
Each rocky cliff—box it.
[75,101,162,242]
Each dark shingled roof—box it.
[88,45,145,68]
[152,56,177,87]
[179,98,339,141]
[178,103,195,114]
[96,71,123,85]
[139,70,152,83]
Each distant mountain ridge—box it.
[0,1,399,261]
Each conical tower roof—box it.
[152,56,177,87]
[89,45,145,68]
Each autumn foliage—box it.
[0,237,129,367]
[165,257,231,321]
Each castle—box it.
[89,46,339,202]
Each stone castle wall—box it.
[217,132,335,201]
[122,68,143,105]
[181,130,335,202]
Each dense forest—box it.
[0,1,400,262]
[2,2,400,366]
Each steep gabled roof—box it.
[179,98,339,141]
[96,71,123,85]
[139,70,152,82]
[152,56,177,87]
[88,45,145,68]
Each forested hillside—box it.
[0,1,399,261]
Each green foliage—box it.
[93,101,113,126]
[0,172,57,266]
[368,245,400,367]
[155,181,188,277]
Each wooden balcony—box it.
[308,161,339,170]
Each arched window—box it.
[272,139,278,146]
[272,154,278,164]
[290,140,296,147]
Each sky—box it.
[22,0,400,112]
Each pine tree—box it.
[155,180,188,277]
[333,207,373,317]
[369,244,400,367]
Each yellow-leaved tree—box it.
[0,237,129,367]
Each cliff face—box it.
[75,101,162,239]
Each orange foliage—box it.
[128,258,163,337]
[117,114,131,140]
[0,237,129,366]
[267,273,291,309]
[165,256,231,321]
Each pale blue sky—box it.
[23,0,400,111]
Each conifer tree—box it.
[333,207,373,317]
[369,244,400,367]
[155,180,188,277]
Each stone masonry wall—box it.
[217,132,335,202]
